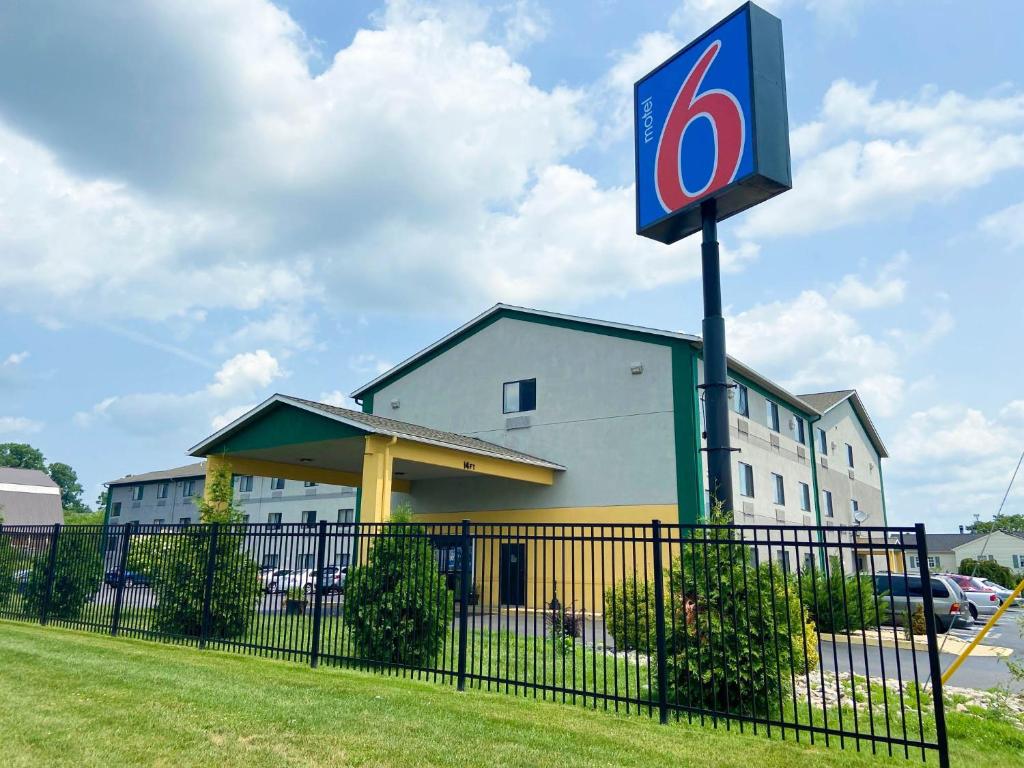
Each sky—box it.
[0,0,1022,530]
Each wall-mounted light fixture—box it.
[630,362,644,375]
[390,398,401,409]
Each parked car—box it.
[304,565,347,594]
[13,569,31,594]
[942,574,1001,620]
[979,579,1023,607]
[103,568,150,588]
[872,572,970,633]
[265,569,314,594]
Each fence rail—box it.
[0,520,948,766]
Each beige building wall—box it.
[953,532,1024,573]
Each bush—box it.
[0,531,16,606]
[344,506,453,666]
[604,576,657,653]
[663,506,815,717]
[902,604,927,638]
[797,557,883,633]
[546,604,585,654]
[126,467,261,639]
[959,558,1016,588]
[23,530,102,620]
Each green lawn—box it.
[0,620,1020,768]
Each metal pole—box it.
[457,519,471,691]
[39,523,61,625]
[700,198,735,514]
[110,522,134,636]
[652,520,670,724]
[199,522,219,649]
[309,519,328,668]
[916,523,950,768]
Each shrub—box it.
[23,529,102,620]
[126,467,261,639]
[546,604,585,654]
[796,557,883,633]
[903,604,927,638]
[663,505,815,718]
[959,558,1016,589]
[344,506,453,666]
[0,531,17,606]
[604,576,657,653]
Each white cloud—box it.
[501,0,550,53]
[3,351,28,366]
[1001,401,1024,422]
[349,354,395,378]
[318,390,349,408]
[742,81,1024,239]
[75,350,284,437]
[0,415,43,434]
[211,403,256,430]
[980,200,1024,250]
[668,0,867,38]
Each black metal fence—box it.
[0,520,948,766]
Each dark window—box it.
[846,443,855,468]
[304,481,318,488]
[111,502,122,517]
[267,512,282,528]
[157,483,169,499]
[738,462,754,498]
[503,378,537,414]
[823,490,834,518]
[271,477,285,490]
[799,482,811,511]
[771,473,785,506]
[778,551,791,574]
[301,510,316,526]
[238,475,254,492]
[766,400,780,432]
[337,509,355,524]
[131,485,144,501]
[732,382,749,417]
[817,428,828,455]
[794,417,806,445]
[182,479,195,497]
[178,517,191,526]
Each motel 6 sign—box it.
[635,2,792,243]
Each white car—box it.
[944,574,1002,621]
[979,579,1023,608]
[264,569,314,594]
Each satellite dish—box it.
[853,509,869,525]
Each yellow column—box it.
[203,454,232,503]
[360,436,395,523]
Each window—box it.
[771,473,785,505]
[238,475,254,493]
[267,512,282,527]
[817,428,828,455]
[131,485,144,501]
[157,483,169,499]
[766,400,780,432]
[182,479,195,497]
[153,518,165,526]
[738,462,755,498]
[732,382,749,417]
[851,499,860,518]
[299,553,316,569]
[793,416,806,445]
[503,378,537,414]
[977,554,995,562]
[846,443,855,468]
[799,482,811,512]
[823,489,834,518]
[304,481,318,488]
[111,501,122,517]
[337,509,355,524]
[338,553,351,567]
[1014,554,1024,569]
[178,517,191,525]
[778,550,791,574]
[803,552,814,573]
[271,477,285,490]
[301,510,317,526]
[262,553,280,569]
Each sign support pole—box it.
[699,198,735,515]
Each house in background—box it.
[905,530,1024,575]
[0,467,63,525]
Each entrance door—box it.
[499,543,526,606]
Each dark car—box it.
[104,568,150,588]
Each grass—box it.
[1,621,1022,768]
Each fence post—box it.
[310,519,328,668]
[652,519,670,725]
[199,523,219,649]
[457,519,471,691]
[39,523,62,626]
[916,523,950,768]
[110,523,134,636]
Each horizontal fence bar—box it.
[0,520,944,762]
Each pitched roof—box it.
[797,388,888,459]
[107,462,206,487]
[190,394,565,471]
[351,303,820,417]
[0,467,57,487]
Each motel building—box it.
[111,305,892,609]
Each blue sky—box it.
[0,0,1021,529]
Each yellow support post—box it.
[360,435,396,523]
[941,576,1024,685]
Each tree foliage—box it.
[958,558,1017,587]
[47,462,86,512]
[0,443,46,471]
[344,506,453,666]
[23,529,103,620]
[604,576,658,654]
[969,514,1024,535]
[126,466,260,639]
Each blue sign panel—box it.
[635,2,791,244]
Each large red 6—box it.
[654,40,745,212]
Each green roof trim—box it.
[201,402,367,455]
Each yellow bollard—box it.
[941,576,1024,685]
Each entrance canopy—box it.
[189,394,564,522]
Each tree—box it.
[969,514,1024,535]
[0,443,46,471]
[47,461,86,512]
[96,489,109,511]
[959,558,1017,588]
[23,529,103,620]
